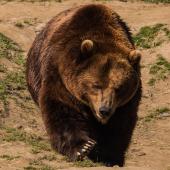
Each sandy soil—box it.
[0,0,170,170]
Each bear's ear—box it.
[81,39,94,55]
[128,50,141,64]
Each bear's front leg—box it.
[40,95,96,161]
[75,140,96,160]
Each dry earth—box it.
[0,0,170,170]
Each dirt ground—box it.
[0,0,170,170]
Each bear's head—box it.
[61,39,141,124]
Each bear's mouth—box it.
[95,111,114,124]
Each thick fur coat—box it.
[26,4,142,166]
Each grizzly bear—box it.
[26,4,142,167]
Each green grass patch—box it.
[0,32,27,117]
[163,27,170,39]
[4,0,62,2]
[15,18,39,28]
[39,154,57,161]
[148,78,156,86]
[94,0,112,1]
[133,24,170,49]
[40,165,55,170]
[26,157,55,170]
[0,154,20,161]
[0,33,23,62]
[0,79,9,117]
[74,159,103,167]
[23,18,37,26]
[1,126,51,153]
[5,71,26,90]
[155,107,170,114]
[142,107,170,122]
[0,70,26,116]
[30,159,43,166]
[142,0,170,3]
[24,166,37,170]
[15,22,24,28]
[0,64,7,72]
[24,19,33,26]
[148,54,170,86]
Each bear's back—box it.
[26,7,77,104]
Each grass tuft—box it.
[74,159,103,167]
[15,22,24,28]
[24,166,37,170]
[142,107,170,122]
[39,154,57,161]
[1,126,51,153]
[0,33,23,61]
[0,64,7,72]
[0,154,20,161]
[142,0,170,3]
[147,78,156,86]
[0,70,26,117]
[133,24,170,49]
[148,54,170,86]
[25,157,56,170]
[4,0,62,2]
[0,32,27,117]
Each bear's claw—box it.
[76,139,96,160]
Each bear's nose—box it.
[99,107,111,117]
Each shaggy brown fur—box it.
[26,4,142,166]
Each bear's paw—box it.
[76,139,96,160]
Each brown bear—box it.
[26,4,142,167]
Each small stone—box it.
[137,152,146,156]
